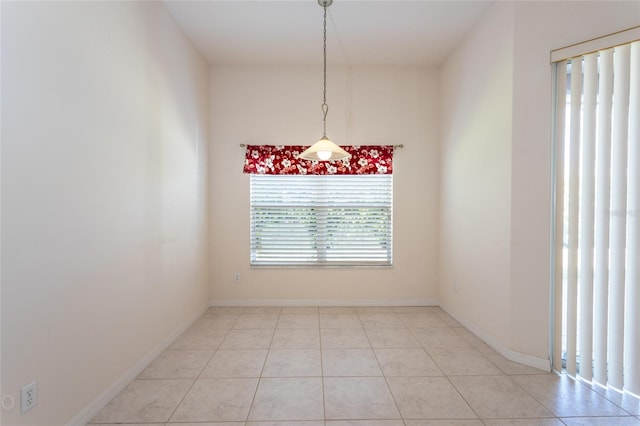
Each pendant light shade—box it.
[298,0,351,162]
[300,136,350,161]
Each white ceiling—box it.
[164,0,494,66]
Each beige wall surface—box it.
[1,1,209,424]
[209,65,439,305]
[440,0,640,366]
[439,2,515,349]
[2,1,637,423]
[509,0,640,359]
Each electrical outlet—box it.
[234,272,240,283]
[21,381,37,413]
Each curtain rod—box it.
[239,143,404,149]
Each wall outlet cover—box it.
[21,381,37,413]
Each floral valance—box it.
[243,145,394,175]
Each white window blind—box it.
[250,174,392,267]
[552,29,639,397]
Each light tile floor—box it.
[90,306,640,426]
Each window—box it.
[551,28,639,394]
[250,174,392,267]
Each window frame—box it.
[249,174,393,268]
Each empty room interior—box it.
[1,0,640,425]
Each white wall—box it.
[209,65,439,305]
[439,2,515,348]
[509,0,640,361]
[440,0,640,366]
[1,1,209,424]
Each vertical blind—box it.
[250,174,393,267]
[552,30,639,396]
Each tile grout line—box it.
[96,305,640,425]
[362,310,407,424]
[165,307,245,423]
[506,371,576,421]
[417,323,486,424]
[450,326,511,377]
[141,310,230,423]
[245,307,281,423]
[319,310,327,424]
[163,338,225,421]
[584,380,640,416]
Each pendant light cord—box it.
[322,1,329,138]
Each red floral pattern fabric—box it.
[243,145,394,175]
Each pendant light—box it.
[299,0,351,162]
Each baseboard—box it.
[67,298,549,425]
[502,346,552,372]
[439,304,551,372]
[209,298,439,307]
[212,299,549,370]
[66,304,209,426]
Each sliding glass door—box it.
[551,28,639,396]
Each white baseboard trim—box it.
[68,298,550,425]
[503,346,552,372]
[209,298,439,307]
[66,304,209,426]
[439,304,551,372]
